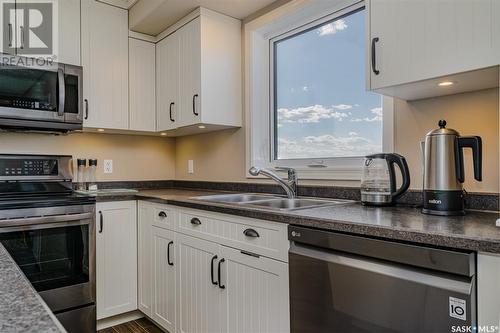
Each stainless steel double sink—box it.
[192,193,352,211]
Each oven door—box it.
[0,211,95,312]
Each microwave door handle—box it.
[57,68,65,117]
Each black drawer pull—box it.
[190,217,201,225]
[158,211,167,218]
[218,258,225,289]
[98,211,103,233]
[192,94,199,116]
[243,228,259,238]
[167,241,174,266]
[169,102,175,122]
[211,255,218,285]
[371,37,380,75]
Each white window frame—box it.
[245,0,394,180]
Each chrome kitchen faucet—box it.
[249,166,298,199]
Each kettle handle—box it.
[455,136,482,183]
[386,154,411,201]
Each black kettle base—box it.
[422,208,466,216]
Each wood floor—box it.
[98,318,164,333]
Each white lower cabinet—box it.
[138,203,154,316]
[152,227,176,332]
[221,246,290,333]
[176,233,224,333]
[138,201,290,333]
[96,201,137,320]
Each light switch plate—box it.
[188,160,194,174]
[104,160,113,174]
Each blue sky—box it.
[275,9,382,159]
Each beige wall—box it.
[175,88,499,193]
[0,132,176,181]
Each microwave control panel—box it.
[0,159,58,176]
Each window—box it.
[272,8,382,161]
[245,1,393,179]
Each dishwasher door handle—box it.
[290,243,473,295]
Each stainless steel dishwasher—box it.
[289,226,476,333]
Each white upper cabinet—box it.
[156,33,179,131]
[57,0,81,66]
[368,0,500,100]
[156,8,242,135]
[129,38,156,132]
[81,0,129,129]
[178,17,202,128]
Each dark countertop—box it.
[0,244,65,333]
[95,188,500,254]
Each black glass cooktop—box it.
[0,194,95,210]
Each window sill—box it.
[246,166,363,181]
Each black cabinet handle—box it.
[211,255,218,285]
[243,228,260,238]
[98,211,103,233]
[371,37,380,75]
[218,258,225,289]
[169,102,175,122]
[158,211,167,218]
[192,94,199,116]
[167,241,174,266]
[190,217,201,225]
[84,99,89,120]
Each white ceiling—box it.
[129,0,279,36]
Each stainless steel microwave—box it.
[0,55,83,132]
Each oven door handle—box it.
[57,68,66,117]
[0,212,93,229]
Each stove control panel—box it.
[0,158,58,176]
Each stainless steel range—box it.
[0,154,96,333]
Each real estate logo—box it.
[1,0,58,60]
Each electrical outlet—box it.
[188,160,194,174]
[104,160,113,174]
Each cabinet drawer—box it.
[178,209,288,262]
[152,206,176,230]
[138,201,176,231]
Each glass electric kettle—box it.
[360,153,411,206]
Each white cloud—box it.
[332,104,353,110]
[302,86,309,92]
[278,105,348,124]
[351,107,383,122]
[317,19,348,36]
[277,134,382,159]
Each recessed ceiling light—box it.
[97,128,105,132]
[198,125,206,129]
[438,81,454,87]
[160,133,167,136]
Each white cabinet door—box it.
[369,0,500,90]
[138,202,154,316]
[96,201,137,319]
[220,246,290,333]
[478,252,500,328]
[57,0,81,65]
[176,233,223,333]
[152,227,176,332]
[156,33,179,131]
[129,38,156,132]
[81,0,129,129]
[178,17,201,128]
